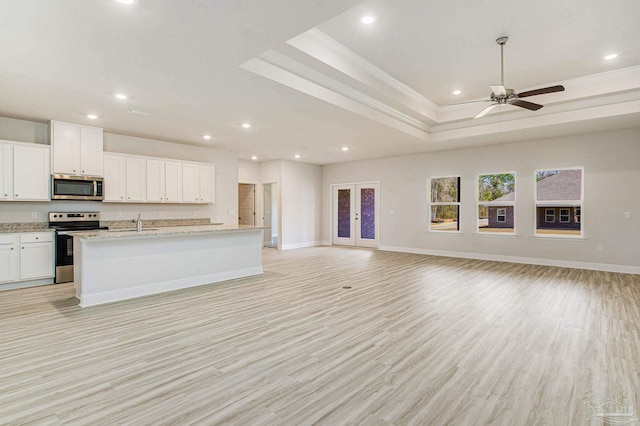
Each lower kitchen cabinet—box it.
[0,232,54,285]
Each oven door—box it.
[55,232,74,283]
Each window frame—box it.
[428,175,461,234]
[559,208,571,223]
[545,209,555,223]
[476,171,516,235]
[496,208,507,223]
[534,167,584,238]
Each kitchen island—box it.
[71,224,264,307]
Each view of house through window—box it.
[535,168,583,236]
[477,173,516,234]
[429,177,460,232]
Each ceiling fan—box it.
[471,36,565,118]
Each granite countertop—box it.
[0,223,51,234]
[70,224,265,241]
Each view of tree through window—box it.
[535,168,583,236]
[429,177,460,232]
[477,173,515,234]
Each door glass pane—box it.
[360,188,375,239]
[337,189,351,238]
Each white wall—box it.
[0,117,239,225]
[281,160,322,249]
[322,128,640,272]
[238,160,260,183]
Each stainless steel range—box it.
[49,212,106,283]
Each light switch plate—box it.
[625,212,631,219]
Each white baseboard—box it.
[320,240,332,246]
[78,267,263,307]
[0,278,54,292]
[379,245,640,275]
[281,241,322,250]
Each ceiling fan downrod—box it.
[496,36,508,87]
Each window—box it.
[429,176,460,232]
[496,208,507,222]
[477,173,515,234]
[545,209,555,223]
[535,168,583,237]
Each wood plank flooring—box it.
[1,247,639,425]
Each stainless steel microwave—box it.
[52,175,104,201]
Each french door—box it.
[332,182,379,248]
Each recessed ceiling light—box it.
[604,53,618,61]
[87,114,98,120]
[452,89,462,96]
[294,154,301,159]
[242,123,251,129]
[251,156,257,160]
[114,93,128,100]
[203,135,211,140]
[116,0,135,5]
[361,16,376,24]
[342,147,349,152]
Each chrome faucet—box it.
[134,214,142,232]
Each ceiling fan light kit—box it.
[473,36,565,119]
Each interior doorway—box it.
[238,183,255,226]
[262,183,279,248]
[332,182,379,248]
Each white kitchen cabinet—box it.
[0,144,12,200]
[51,121,103,177]
[20,233,54,280]
[0,234,20,283]
[0,232,53,284]
[199,164,215,203]
[146,159,166,202]
[164,161,182,203]
[13,145,50,201]
[182,163,215,204]
[182,163,200,203]
[0,141,50,202]
[126,157,146,202]
[103,154,127,202]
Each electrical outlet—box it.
[116,211,122,218]
[597,244,603,252]
[625,212,631,219]
[31,212,37,219]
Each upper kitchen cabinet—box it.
[182,163,215,204]
[0,140,50,201]
[51,121,103,177]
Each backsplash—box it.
[103,218,212,229]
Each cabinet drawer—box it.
[0,234,19,244]
[20,232,53,243]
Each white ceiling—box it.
[1,0,639,165]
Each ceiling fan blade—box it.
[510,99,543,111]
[474,103,499,118]
[490,85,506,96]
[518,85,565,98]
[449,99,494,106]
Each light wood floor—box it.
[1,247,639,425]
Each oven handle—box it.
[56,231,70,236]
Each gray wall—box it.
[322,128,640,271]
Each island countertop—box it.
[70,224,265,241]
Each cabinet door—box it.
[126,157,146,202]
[146,159,165,202]
[80,127,104,176]
[0,144,12,200]
[199,165,215,203]
[52,122,81,175]
[165,161,182,203]
[13,145,50,201]
[182,163,200,203]
[0,237,20,283]
[20,242,54,280]
[103,154,126,202]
